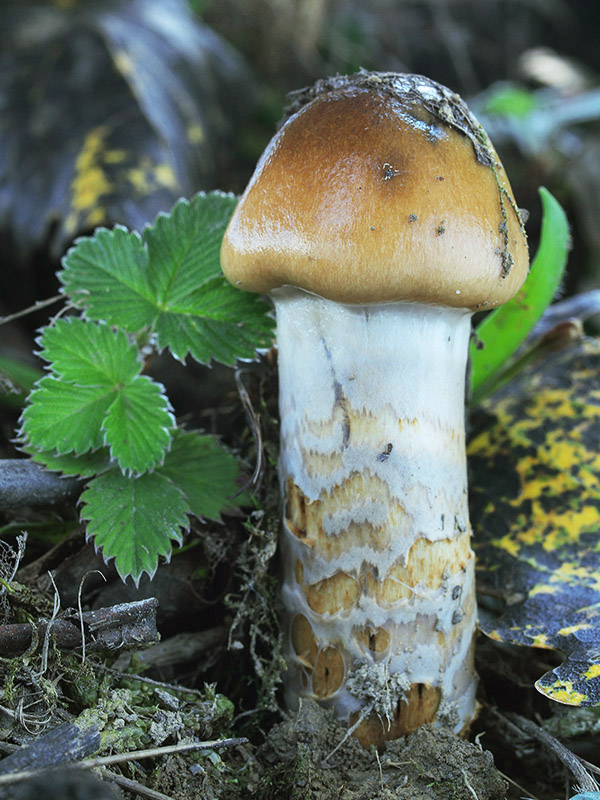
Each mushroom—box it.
[220,71,529,747]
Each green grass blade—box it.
[470,187,570,403]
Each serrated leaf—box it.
[20,376,115,455]
[470,187,570,402]
[157,429,242,519]
[144,193,238,301]
[154,275,275,364]
[60,226,156,329]
[25,446,113,478]
[468,337,600,707]
[144,193,274,364]
[81,468,189,584]
[60,193,274,366]
[39,317,141,385]
[102,375,173,473]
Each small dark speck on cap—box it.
[408,214,417,222]
[370,226,375,231]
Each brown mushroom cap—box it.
[221,72,529,309]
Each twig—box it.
[234,368,264,494]
[94,660,215,697]
[0,736,248,786]
[0,459,82,509]
[0,295,62,327]
[506,712,599,793]
[101,768,176,800]
[0,597,159,657]
[80,736,249,769]
[77,570,107,665]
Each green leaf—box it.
[25,446,113,478]
[20,376,115,455]
[154,275,275,364]
[144,192,238,302]
[59,193,274,366]
[39,317,141,385]
[483,85,538,118]
[81,468,189,584]
[469,337,600,707]
[157,429,242,520]
[0,353,42,400]
[144,193,274,365]
[469,187,570,403]
[102,375,173,474]
[60,226,156,330]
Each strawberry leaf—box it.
[102,375,173,474]
[60,226,156,330]
[59,192,274,366]
[25,446,113,478]
[157,429,243,519]
[38,317,141,385]
[21,377,115,454]
[81,468,189,584]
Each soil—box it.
[251,700,507,800]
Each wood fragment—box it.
[0,459,82,509]
[0,597,159,657]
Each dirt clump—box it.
[252,699,507,799]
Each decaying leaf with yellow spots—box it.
[468,336,600,706]
[0,0,251,265]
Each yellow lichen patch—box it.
[556,623,593,637]
[539,679,589,705]
[187,124,205,144]
[374,532,472,605]
[103,149,128,165]
[489,533,521,558]
[112,50,136,79]
[583,664,600,680]
[550,561,600,587]
[529,632,550,648]
[312,646,345,698]
[305,571,359,615]
[291,614,318,669]
[295,559,304,585]
[154,163,178,190]
[67,125,112,232]
[528,584,559,597]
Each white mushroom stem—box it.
[275,287,478,743]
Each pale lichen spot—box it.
[187,123,205,145]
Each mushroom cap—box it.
[221,72,529,309]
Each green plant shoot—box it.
[18,192,275,583]
[469,187,570,403]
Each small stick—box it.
[101,768,176,800]
[0,296,63,327]
[506,713,599,793]
[0,597,159,657]
[0,737,248,786]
